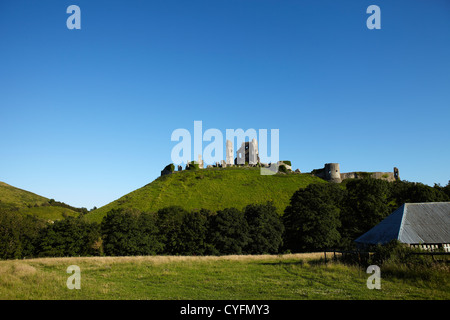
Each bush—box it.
[163,163,175,173]
[370,240,429,267]
[364,240,450,282]
[188,163,199,170]
[278,165,287,173]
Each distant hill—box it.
[0,181,80,220]
[86,167,327,223]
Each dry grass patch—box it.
[8,252,326,266]
[11,263,37,277]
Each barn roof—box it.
[355,202,450,245]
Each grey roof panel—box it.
[354,204,404,245]
[355,202,450,245]
[400,203,450,244]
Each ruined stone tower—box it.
[324,163,342,183]
[226,140,233,166]
[394,167,400,181]
[235,140,260,165]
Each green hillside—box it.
[0,181,48,207]
[87,167,326,223]
[0,181,79,220]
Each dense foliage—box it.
[283,183,344,252]
[0,208,45,259]
[0,179,448,259]
[36,216,101,257]
[101,208,162,256]
[46,199,89,214]
[283,179,450,252]
[207,207,250,255]
[244,202,284,254]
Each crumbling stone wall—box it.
[313,163,399,183]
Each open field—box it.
[0,253,448,300]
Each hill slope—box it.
[87,167,326,222]
[0,181,49,207]
[0,181,79,220]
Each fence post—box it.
[358,251,361,277]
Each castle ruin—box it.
[311,163,400,183]
[233,138,260,165]
[162,138,399,183]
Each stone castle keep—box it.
[162,138,400,183]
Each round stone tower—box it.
[324,163,342,183]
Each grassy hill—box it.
[86,167,326,223]
[0,181,49,207]
[0,181,80,220]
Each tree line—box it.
[24,198,90,214]
[1,179,449,259]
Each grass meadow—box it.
[0,253,448,300]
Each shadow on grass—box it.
[258,258,338,269]
[257,259,347,288]
[259,260,304,267]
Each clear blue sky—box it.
[1,0,449,209]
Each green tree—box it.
[101,208,161,256]
[178,209,211,255]
[37,216,101,257]
[444,181,450,199]
[244,202,284,254]
[0,211,24,259]
[340,179,393,247]
[136,211,163,255]
[207,207,250,255]
[156,206,189,255]
[0,208,44,259]
[392,181,449,205]
[283,183,344,252]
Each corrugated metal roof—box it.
[354,204,404,245]
[400,203,450,243]
[355,202,450,245]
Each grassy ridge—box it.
[0,254,448,300]
[0,181,79,220]
[87,167,326,223]
[0,182,48,207]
